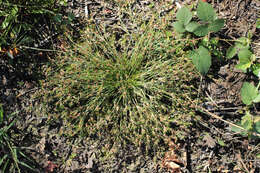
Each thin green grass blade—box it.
[19,161,35,171]
[0,154,8,166]
[0,104,3,123]
[3,158,10,172]
[7,142,21,173]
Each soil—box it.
[1,0,260,172]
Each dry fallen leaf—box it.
[164,161,181,173]
[45,161,58,173]
[203,134,216,148]
[162,140,183,173]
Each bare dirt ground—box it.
[1,0,260,172]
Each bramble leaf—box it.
[190,46,211,75]
[235,48,253,71]
[226,46,237,59]
[208,19,224,32]
[185,22,200,32]
[241,82,258,105]
[197,1,216,22]
[173,21,186,33]
[193,24,209,36]
[176,7,192,25]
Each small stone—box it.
[2,75,7,85]
[6,95,16,104]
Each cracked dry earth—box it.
[1,0,260,172]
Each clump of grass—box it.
[0,105,36,172]
[39,19,198,153]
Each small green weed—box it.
[225,36,260,138]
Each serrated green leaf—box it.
[193,24,209,36]
[176,7,192,25]
[197,1,216,22]
[173,21,186,33]
[191,46,211,75]
[185,22,200,32]
[253,94,260,103]
[226,46,237,59]
[208,19,224,32]
[241,82,258,105]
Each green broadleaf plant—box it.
[226,37,259,77]
[173,1,224,37]
[173,21,186,33]
[197,0,216,22]
[240,82,259,105]
[235,48,254,72]
[185,22,200,32]
[193,24,209,37]
[208,19,225,32]
[173,1,224,76]
[226,36,260,106]
[176,6,192,25]
[229,37,260,139]
[190,46,211,75]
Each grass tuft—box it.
[38,19,198,155]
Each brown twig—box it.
[197,106,260,138]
